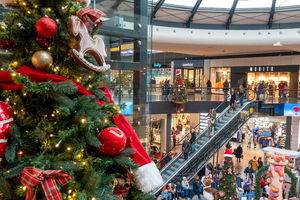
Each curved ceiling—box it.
[152,0,300,29]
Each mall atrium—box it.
[0,0,300,199]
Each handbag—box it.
[233,103,238,108]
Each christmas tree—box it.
[0,0,162,199]
[218,145,238,200]
[172,71,187,103]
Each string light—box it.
[23,92,27,96]
[18,151,24,156]
[55,140,62,148]
[27,11,31,14]
[91,197,96,200]
[47,8,52,11]
[33,4,38,8]
[21,2,26,6]
[80,118,86,124]
[68,189,72,194]
[50,134,54,137]
[66,147,72,151]
[104,119,108,123]
[56,19,60,23]
[82,161,87,166]
[22,186,27,191]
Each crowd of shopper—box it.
[250,80,289,100]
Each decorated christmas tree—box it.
[218,144,238,200]
[0,0,162,199]
[172,71,187,103]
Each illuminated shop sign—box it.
[231,65,298,73]
[250,66,274,72]
[174,60,204,68]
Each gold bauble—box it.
[31,50,53,70]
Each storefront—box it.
[238,116,287,148]
[148,63,171,85]
[173,60,204,88]
[231,66,299,96]
[210,67,231,89]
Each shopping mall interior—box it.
[0,0,300,200]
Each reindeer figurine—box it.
[67,15,110,72]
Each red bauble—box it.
[98,127,126,156]
[227,190,230,193]
[0,39,17,50]
[0,102,13,162]
[35,35,51,48]
[36,16,57,38]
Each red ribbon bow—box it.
[77,7,106,29]
[21,167,72,200]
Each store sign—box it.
[182,63,194,67]
[152,63,169,68]
[284,103,300,117]
[174,60,204,68]
[249,66,274,72]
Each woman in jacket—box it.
[235,145,243,163]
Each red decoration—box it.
[0,39,17,50]
[36,16,57,38]
[0,102,13,162]
[77,7,105,29]
[21,167,72,200]
[98,127,126,156]
[35,35,51,48]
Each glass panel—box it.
[276,0,300,7]
[96,0,135,30]
[164,0,198,7]
[200,0,235,9]
[236,0,273,8]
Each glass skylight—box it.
[236,0,273,9]
[276,0,300,7]
[163,0,198,7]
[200,0,235,9]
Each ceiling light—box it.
[273,42,283,46]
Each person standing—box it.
[182,139,191,160]
[258,157,263,169]
[235,145,243,163]
[236,173,243,189]
[190,128,196,153]
[181,177,190,198]
[171,127,177,148]
[230,90,237,111]
[207,80,212,94]
[251,156,259,178]
[239,83,245,107]
[244,163,254,180]
[223,79,230,101]
[243,174,252,194]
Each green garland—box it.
[255,165,269,200]
[255,165,298,200]
[284,167,298,198]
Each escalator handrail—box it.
[159,99,233,173]
[153,100,252,194]
[186,115,251,181]
[157,98,231,168]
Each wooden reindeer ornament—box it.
[67,16,110,72]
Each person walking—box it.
[236,173,243,189]
[258,157,263,169]
[235,145,243,163]
[251,156,259,172]
[223,79,230,101]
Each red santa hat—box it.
[224,148,234,157]
[101,87,163,193]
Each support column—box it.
[160,118,167,153]
[166,114,172,152]
[291,117,300,151]
[285,116,292,150]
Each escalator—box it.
[153,100,253,195]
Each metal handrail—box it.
[153,100,252,195]
[156,98,227,169]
